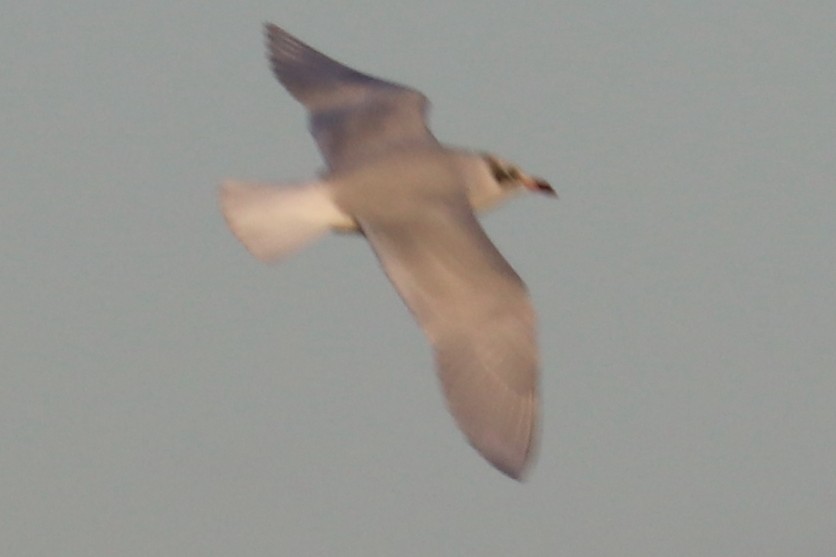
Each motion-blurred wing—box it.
[265,24,437,171]
[360,200,539,479]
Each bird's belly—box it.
[330,148,467,224]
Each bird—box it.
[220,23,555,480]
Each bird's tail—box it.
[220,179,351,262]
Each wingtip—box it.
[491,430,538,481]
[263,22,285,49]
[494,459,529,482]
[474,390,540,481]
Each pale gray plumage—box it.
[221,24,553,479]
[266,24,435,172]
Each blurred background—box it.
[3,2,834,555]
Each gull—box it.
[220,23,555,480]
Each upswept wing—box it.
[265,24,437,172]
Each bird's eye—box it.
[484,155,522,185]
[486,156,507,181]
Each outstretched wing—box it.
[265,24,437,172]
[359,199,539,479]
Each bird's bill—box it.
[522,175,556,196]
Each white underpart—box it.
[220,180,354,262]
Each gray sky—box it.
[3,2,835,555]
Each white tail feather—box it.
[220,180,349,262]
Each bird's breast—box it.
[330,148,468,225]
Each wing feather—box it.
[360,202,539,479]
[265,24,437,171]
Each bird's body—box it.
[331,146,501,223]
[221,24,553,479]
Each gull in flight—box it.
[221,24,554,480]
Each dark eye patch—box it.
[485,156,507,181]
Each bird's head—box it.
[468,153,554,212]
[482,154,555,196]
